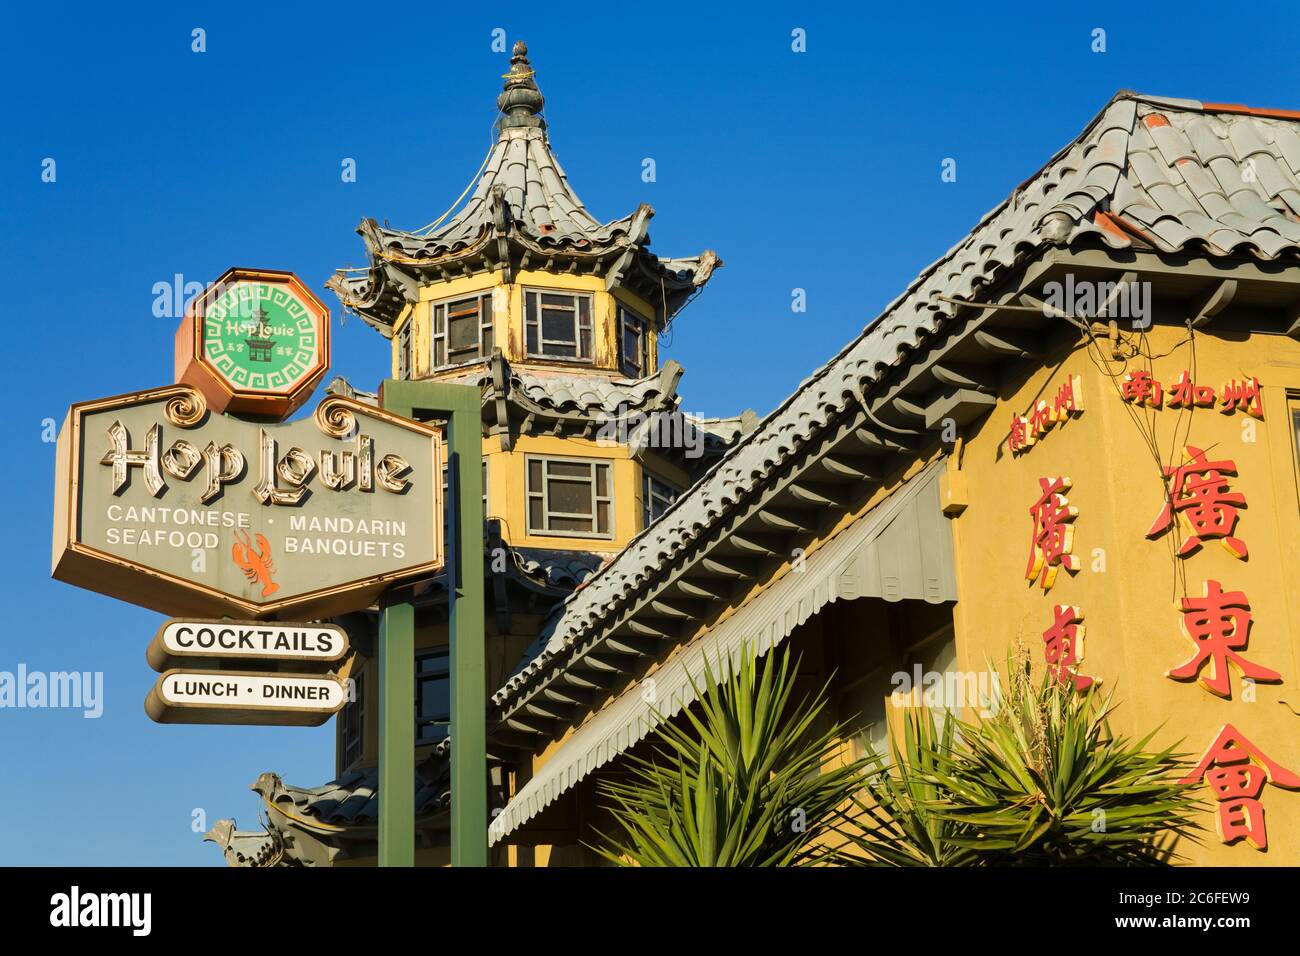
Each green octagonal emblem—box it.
[177,267,330,419]
[203,281,320,392]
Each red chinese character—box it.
[1166,370,1216,408]
[1146,446,1247,558]
[1008,376,1084,455]
[1221,377,1264,418]
[1167,580,1280,699]
[1121,370,1162,408]
[1008,414,1032,454]
[1042,604,1096,692]
[1052,374,1084,419]
[1027,399,1054,438]
[1026,476,1080,590]
[1180,725,1300,850]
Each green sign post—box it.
[378,380,485,867]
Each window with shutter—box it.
[524,289,594,362]
[430,293,494,369]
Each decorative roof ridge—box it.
[323,375,378,406]
[1012,89,1300,208]
[1114,89,1300,122]
[499,354,684,418]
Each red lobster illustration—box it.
[232,529,280,597]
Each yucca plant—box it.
[839,653,1203,866]
[589,643,871,866]
[830,706,976,866]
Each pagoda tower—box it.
[329,41,731,570]
[191,41,756,865]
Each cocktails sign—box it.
[52,384,443,620]
[146,619,349,670]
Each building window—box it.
[619,306,649,377]
[526,456,613,538]
[642,473,680,527]
[396,320,413,379]
[416,648,450,744]
[340,670,364,769]
[524,289,593,362]
[432,293,493,368]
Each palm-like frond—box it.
[589,643,872,867]
[836,653,1204,866]
[828,706,977,866]
[926,659,1204,865]
[588,642,1203,867]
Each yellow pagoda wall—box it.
[390,270,659,379]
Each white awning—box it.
[489,460,957,845]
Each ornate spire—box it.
[497,40,545,131]
[329,37,721,334]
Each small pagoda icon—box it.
[245,306,275,363]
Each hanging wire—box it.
[940,290,1208,606]
[410,105,508,236]
[410,144,496,237]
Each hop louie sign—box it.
[53,383,442,619]
[53,267,444,629]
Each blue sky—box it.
[1,2,1296,864]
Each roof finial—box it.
[498,39,545,131]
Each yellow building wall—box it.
[486,434,642,553]
[949,322,1300,864]
[391,270,658,379]
[507,321,1300,867]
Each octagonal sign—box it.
[175,267,330,420]
[52,384,443,620]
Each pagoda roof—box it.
[376,127,636,255]
[205,751,453,867]
[330,41,720,334]
[417,355,751,467]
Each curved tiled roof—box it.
[1065,96,1300,257]
[372,127,640,260]
[491,91,1300,709]
[254,744,451,827]
[433,354,686,419]
[329,42,720,332]
[507,360,684,417]
[513,547,608,589]
[205,750,452,866]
